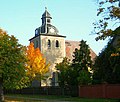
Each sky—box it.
[0,0,108,55]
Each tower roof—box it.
[42,7,52,19]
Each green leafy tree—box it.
[93,39,120,84]
[77,70,91,85]
[71,40,93,85]
[56,40,93,96]
[0,28,27,101]
[55,57,71,87]
[93,0,120,41]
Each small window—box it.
[35,29,38,36]
[56,40,59,47]
[48,39,51,48]
[47,19,50,23]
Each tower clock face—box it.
[49,27,55,33]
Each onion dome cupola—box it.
[35,7,59,36]
[41,7,52,25]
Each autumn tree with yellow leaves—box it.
[25,42,50,85]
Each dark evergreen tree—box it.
[71,40,93,85]
[92,0,120,84]
[93,39,120,84]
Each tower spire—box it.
[45,7,47,11]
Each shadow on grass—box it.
[4,94,120,102]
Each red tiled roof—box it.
[65,40,96,61]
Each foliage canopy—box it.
[56,40,93,86]
[56,57,71,87]
[25,42,50,84]
[0,28,26,89]
[93,39,120,84]
[93,0,120,41]
[72,40,92,85]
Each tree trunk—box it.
[0,78,4,102]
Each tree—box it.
[25,42,50,86]
[93,39,120,84]
[77,70,92,85]
[55,57,72,95]
[56,40,92,96]
[92,0,120,84]
[71,40,93,85]
[56,57,71,87]
[0,28,26,101]
[93,0,120,41]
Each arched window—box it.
[47,19,50,23]
[48,39,51,48]
[56,40,59,47]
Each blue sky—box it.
[0,0,108,55]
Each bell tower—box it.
[29,8,66,86]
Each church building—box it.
[29,8,96,86]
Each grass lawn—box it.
[4,94,120,102]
